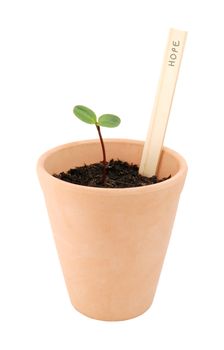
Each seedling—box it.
[73,105,121,183]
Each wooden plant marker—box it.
[139,28,187,177]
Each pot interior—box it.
[43,139,181,179]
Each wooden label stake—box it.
[139,28,187,177]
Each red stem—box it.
[96,124,107,184]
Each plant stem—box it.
[96,124,107,184]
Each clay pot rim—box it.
[37,138,187,195]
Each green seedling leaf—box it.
[98,114,121,128]
[73,105,97,124]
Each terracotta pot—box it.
[37,139,187,321]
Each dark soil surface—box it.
[53,159,171,188]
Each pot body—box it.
[37,139,187,321]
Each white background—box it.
[1,0,224,349]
